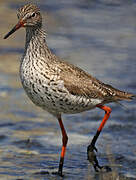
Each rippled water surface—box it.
[0,0,136,179]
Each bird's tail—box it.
[115,91,136,101]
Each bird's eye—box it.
[31,13,36,17]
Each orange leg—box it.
[58,116,68,176]
[91,105,111,147]
[87,105,111,171]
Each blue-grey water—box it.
[0,0,136,179]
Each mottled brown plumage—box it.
[4,3,135,176]
[55,58,135,102]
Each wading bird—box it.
[4,4,135,176]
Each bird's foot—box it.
[87,144,102,172]
[45,170,63,177]
[87,144,112,172]
[57,170,63,177]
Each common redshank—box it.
[4,4,135,176]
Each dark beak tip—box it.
[3,33,10,39]
[3,35,7,39]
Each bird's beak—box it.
[4,20,25,39]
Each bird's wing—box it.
[51,58,134,102]
[58,60,113,100]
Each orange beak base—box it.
[4,21,25,39]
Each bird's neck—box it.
[24,25,52,59]
[25,25,45,45]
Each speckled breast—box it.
[20,58,102,115]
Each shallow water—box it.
[0,0,136,179]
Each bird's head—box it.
[4,4,42,39]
